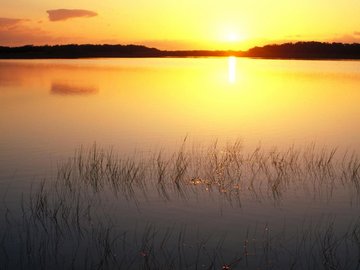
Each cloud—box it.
[0,17,24,28]
[329,34,360,44]
[0,29,52,46]
[0,18,53,46]
[0,18,55,46]
[47,9,98,22]
[0,21,77,46]
[354,31,360,36]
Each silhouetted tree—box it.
[246,42,360,59]
[1,42,360,59]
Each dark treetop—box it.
[1,42,360,59]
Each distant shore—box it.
[1,41,360,59]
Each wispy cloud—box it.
[354,31,360,36]
[0,27,53,46]
[330,33,360,44]
[0,18,75,46]
[0,17,51,46]
[0,17,24,28]
[47,9,98,22]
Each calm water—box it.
[1,58,360,269]
[1,58,360,175]
[1,58,360,189]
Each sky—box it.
[1,0,360,50]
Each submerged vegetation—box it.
[1,141,360,269]
[55,141,360,203]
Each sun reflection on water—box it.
[228,56,236,84]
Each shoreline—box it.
[1,56,360,60]
[2,41,360,60]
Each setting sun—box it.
[225,32,243,43]
[2,1,360,269]
[1,0,360,49]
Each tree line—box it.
[1,42,360,59]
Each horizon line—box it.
[1,40,360,51]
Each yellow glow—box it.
[2,58,360,149]
[226,32,239,42]
[228,56,236,84]
[1,0,360,49]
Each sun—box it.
[226,32,240,42]
[214,25,248,49]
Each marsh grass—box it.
[51,141,360,204]
[1,141,360,269]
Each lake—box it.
[1,58,360,269]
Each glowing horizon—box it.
[1,1,360,50]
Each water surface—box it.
[1,58,360,269]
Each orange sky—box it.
[1,0,360,50]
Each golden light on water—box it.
[228,56,237,84]
[2,58,360,151]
